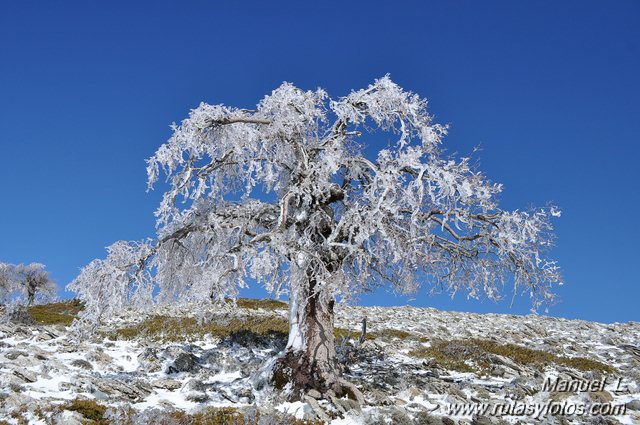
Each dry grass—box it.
[109,314,289,342]
[410,340,477,372]
[370,328,414,340]
[410,338,615,374]
[234,298,287,311]
[472,339,615,373]
[63,399,108,424]
[334,326,420,343]
[152,407,323,425]
[22,298,285,327]
[28,299,83,325]
[13,402,322,425]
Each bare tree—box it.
[69,76,561,401]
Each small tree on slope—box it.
[68,76,562,401]
[0,262,56,307]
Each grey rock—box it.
[183,379,207,392]
[232,387,255,403]
[4,350,28,360]
[70,359,93,370]
[330,394,361,413]
[368,389,393,406]
[306,389,322,399]
[304,395,331,422]
[8,310,36,325]
[413,412,446,424]
[58,381,72,391]
[152,378,182,390]
[53,410,85,425]
[625,399,640,410]
[185,391,209,402]
[167,352,199,373]
[489,365,505,378]
[12,368,37,383]
[90,378,152,402]
[471,415,508,425]
[137,347,162,373]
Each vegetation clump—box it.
[64,399,108,424]
[410,338,615,374]
[27,299,83,325]
[234,297,287,311]
[110,314,289,342]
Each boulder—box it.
[152,378,182,391]
[4,350,28,360]
[167,352,200,373]
[70,359,94,370]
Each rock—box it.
[304,395,331,422]
[413,412,446,424]
[8,310,36,325]
[163,345,190,358]
[167,352,199,374]
[408,386,423,400]
[589,391,614,403]
[471,416,494,425]
[90,378,152,402]
[4,350,28,360]
[58,381,72,391]
[380,408,414,425]
[86,348,112,365]
[185,391,209,402]
[306,389,322,399]
[152,379,182,390]
[448,386,468,401]
[489,365,505,378]
[473,387,493,400]
[471,416,509,425]
[626,399,640,411]
[183,379,207,392]
[232,387,255,403]
[12,368,37,383]
[137,347,162,373]
[53,410,85,425]
[70,359,94,370]
[200,349,223,372]
[369,389,393,406]
[35,330,57,341]
[331,395,362,413]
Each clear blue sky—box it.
[1,1,638,323]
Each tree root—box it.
[272,350,364,406]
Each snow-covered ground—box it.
[1,303,638,424]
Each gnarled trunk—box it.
[273,276,362,403]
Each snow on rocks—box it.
[0,303,638,424]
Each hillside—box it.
[0,300,638,424]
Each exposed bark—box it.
[273,276,363,404]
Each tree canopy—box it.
[69,76,562,325]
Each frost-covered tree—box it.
[0,263,13,305]
[69,76,561,400]
[0,262,56,307]
[14,263,57,307]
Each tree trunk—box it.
[272,276,363,403]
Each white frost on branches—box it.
[69,76,562,327]
[0,262,56,307]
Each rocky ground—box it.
[0,300,638,424]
